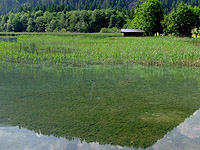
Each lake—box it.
[0,63,200,149]
[0,37,17,42]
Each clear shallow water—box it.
[0,37,17,42]
[0,63,200,149]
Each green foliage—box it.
[27,18,35,32]
[0,0,129,15]
[0,9,127,33]
[34,16,47,32]
[1,1,200,36]
[166,3,199,37]
[193,6,200,28]
[191,28,200,37]
[4,12,28,32]
[0,0,200,16]
[53,27,59,32]
[109,12,126,28]
[89,10,108,32]
[100,27,121,33]
[60,28,67,32]
[125,0,164,36]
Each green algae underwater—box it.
[0,63,200,148]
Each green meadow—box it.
[0,33,200,66]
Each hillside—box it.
[0,0,200,15]
[0,0,128,15]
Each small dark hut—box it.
[121,29,145,37]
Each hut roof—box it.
[121,29,145,33]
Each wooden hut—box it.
[121,29,145,37]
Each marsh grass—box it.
[0,33,200,66]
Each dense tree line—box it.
[125,0,200,37]
[165,3,200,36]
[160,0,200,13]
[0,0,200,37]
[0,0,200,15]
[0,0,129,15]
[0,9,127,33]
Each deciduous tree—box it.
[126,0,164,36]
[166,3,197,37]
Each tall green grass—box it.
[0,33,200,66]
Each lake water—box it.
[1,109,200,150]
[0,37,17,42]
[0,63,200,149]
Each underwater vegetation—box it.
[0,63,200,148]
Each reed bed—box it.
[0,33,200,66]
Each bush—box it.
[61,28,66,33]
[110,27,121,33]
[100,27,120,33]
[100,28,109,33]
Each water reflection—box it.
[150,109,200,150]
[0,126,133,150]
[0,63,200,149]
[1,109,200,150]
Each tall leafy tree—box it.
[126,0,164,36]
[109,14,117,28]
[20,13,29,31]
[0,15,9,31]
[46,19,57,32]
[34,16,46,32]
[58,12,66,29]
[89,9,107,32]
[68,11,78,31]
[27,18,35,32]
[12,13,28,32]
[43,11,54,24]
[166,3,198,37]
[6,13,15,31]
[193,6,200,28]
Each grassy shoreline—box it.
[0,32,200,67]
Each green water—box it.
[0,37,17,42]
[0,63,200,148]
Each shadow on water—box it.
[0,63,200,149]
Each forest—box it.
[0,0,200,37]
[0,0,200,15]
[0,9,127,33]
